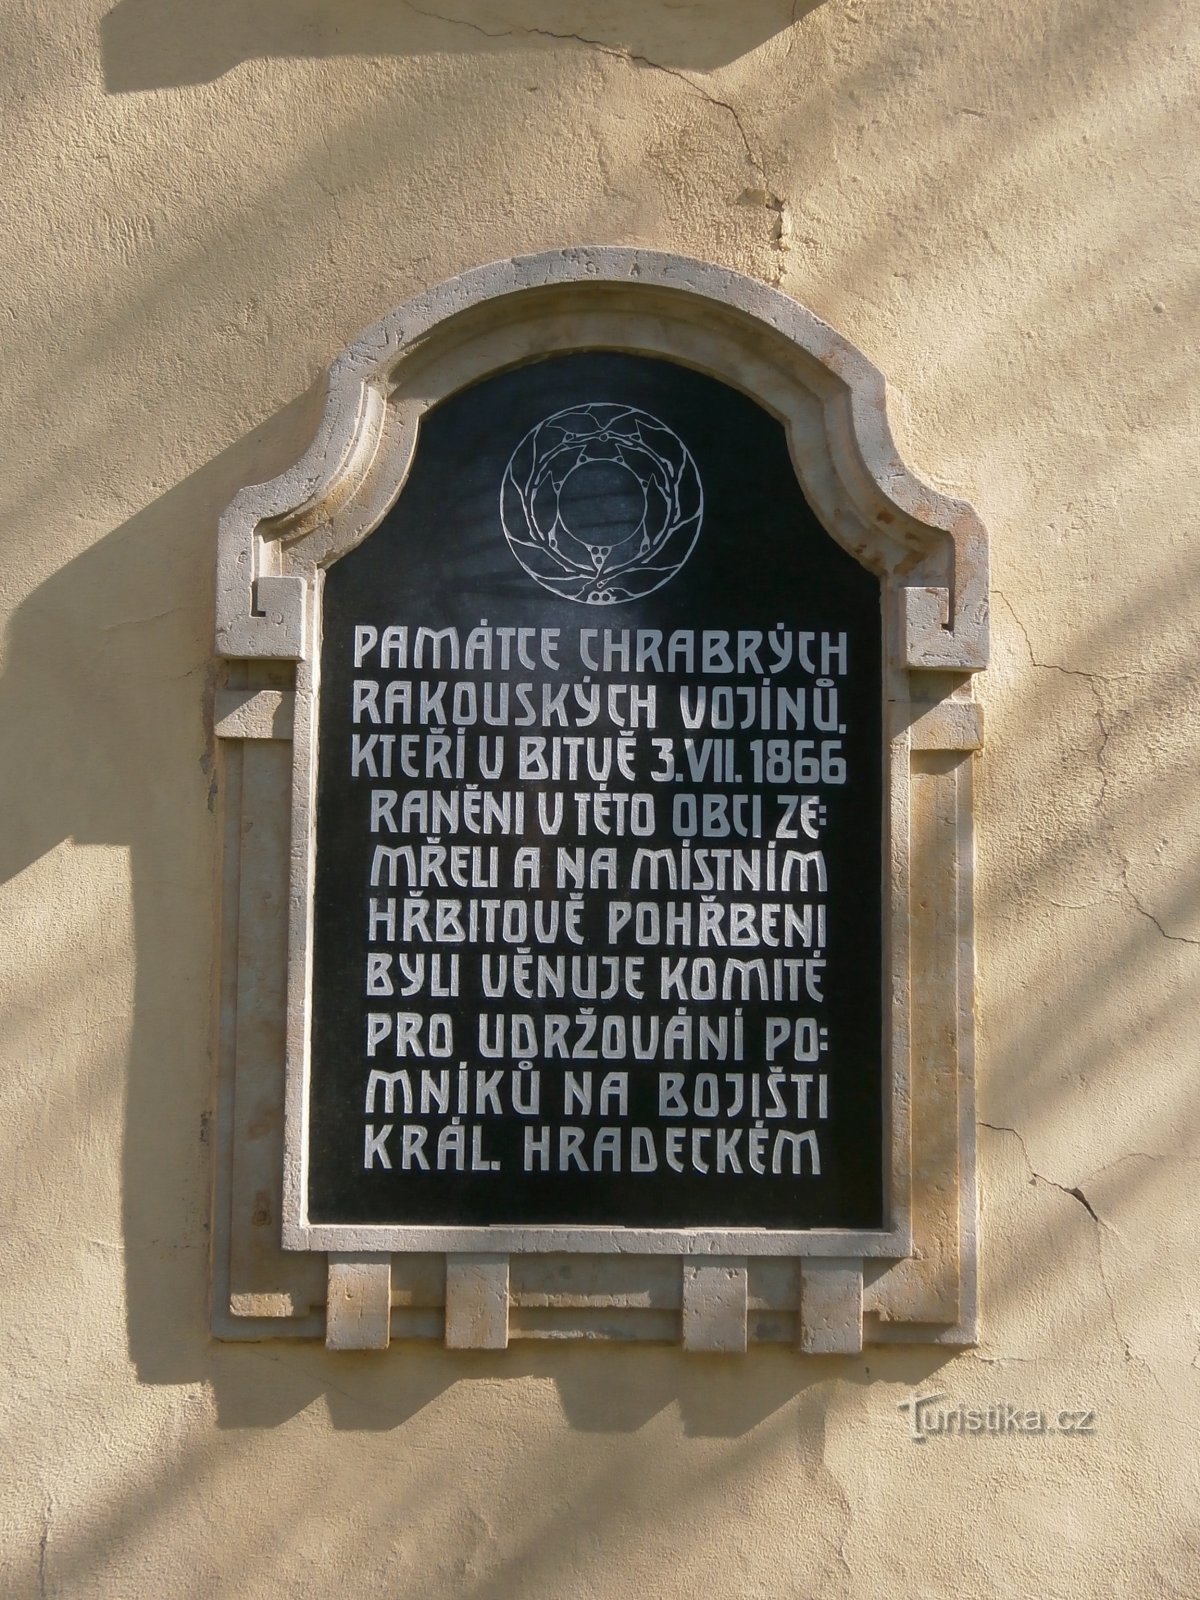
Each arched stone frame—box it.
[213,248,986,1354]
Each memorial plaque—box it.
[308,352,883,1231]
[216,252,987,1348]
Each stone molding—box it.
[217,249,987,672]
[212,248,986,1352]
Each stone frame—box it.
[212,248,986,1353]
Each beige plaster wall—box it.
[2,1,1198,1594]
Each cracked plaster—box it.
[399,1,795,281]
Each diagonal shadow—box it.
[0,18,1190,1589]
[100,0,822,91]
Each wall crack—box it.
[38,1498,52,1600]
[993,589,1141,684]
[400,2,788,268]
[980,1122,1166,1392]
[1117,862,1200,947]
[979,1122,1104,1226]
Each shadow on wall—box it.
[5,415,1191,1455]
[206,1329,948,1435]
[101,0,820,90]
[8,0,1190,1461]
[0,387,323,1389]
[0,360,953,1437]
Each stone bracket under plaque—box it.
[682,1260,749,1354]
[445,1255,510,1351]
[326,1253,392,1351]
[211,248,986,1354]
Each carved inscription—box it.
[308,354,884,1229]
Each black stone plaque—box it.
[308,353,883,1230]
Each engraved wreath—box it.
[501,402,704,604]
